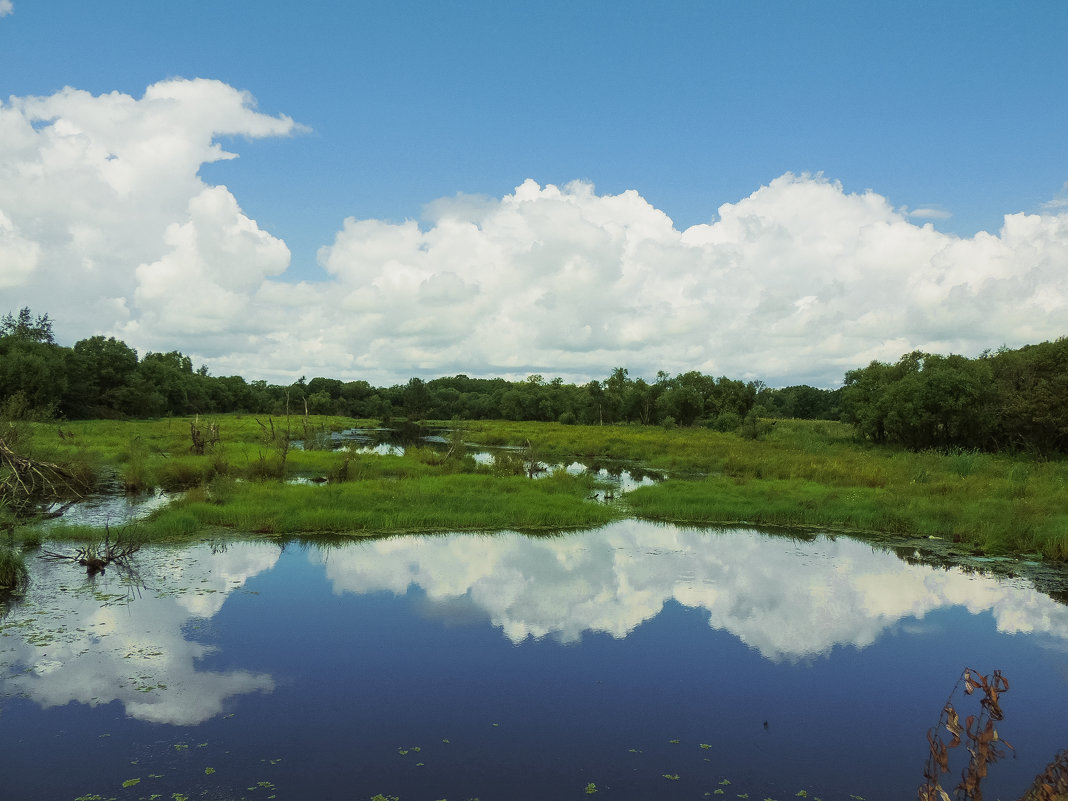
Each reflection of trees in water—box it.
[891,543,1068,607]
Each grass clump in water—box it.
[125,468,618,539]
[0,544,29,592]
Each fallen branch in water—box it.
[42,520,142,574]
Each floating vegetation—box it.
[121,777,140,787]
[585,782,597,794]
[663,774,681,780]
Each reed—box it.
[0,545,28,591]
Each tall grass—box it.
[0,545,28,591]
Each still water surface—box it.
[2,522,1066,800]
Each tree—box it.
[0,337,67,415]
[66,336,139,416]
[0,307,54,344]
[402,377,431,421]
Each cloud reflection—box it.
[314,521,1068,660]
[0,543,279,724]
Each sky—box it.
[1,1,1066,388]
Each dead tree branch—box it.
[0,437,86,514]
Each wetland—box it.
[2,415,1067,800]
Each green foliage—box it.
[622,421,1068,560]
[842,340,1068,454]
[0,307,54,343]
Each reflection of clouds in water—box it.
[316,521,1068,660]
[0,543,278,725]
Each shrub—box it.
[709,411,741,432]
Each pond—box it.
[2,522,1066,801]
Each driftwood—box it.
[0,437,86,512]
[42,521,141,575]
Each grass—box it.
[90,470,618,539]
[18,415,1068,560]
[460,419,1068,560]
[0,544,29,591]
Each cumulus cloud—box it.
[310,175,1068,385]
[0,78,300,352]
[2,78,1066,386]
[0,1,12,18]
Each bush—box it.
[709,411,741,432]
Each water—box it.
[316,426,666,495]
[2,522,1066,800]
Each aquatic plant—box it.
[920,668,1011,801]
[0,543,28,591]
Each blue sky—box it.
[1,1,1066,386]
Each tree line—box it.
[841,340,1067,455]
[1,307,1064,454]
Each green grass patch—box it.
[48,469,618,540]
[0,544,29,591]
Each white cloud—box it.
[907,207,953,220]
[2,78,1066,386]
[0,1,12,18]
[0,78,301,353]
[1044,181,1068,212]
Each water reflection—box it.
[44,486,176,528]
[324,427,664,491]
[0,543,277,724]
[314,521,1068,660]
